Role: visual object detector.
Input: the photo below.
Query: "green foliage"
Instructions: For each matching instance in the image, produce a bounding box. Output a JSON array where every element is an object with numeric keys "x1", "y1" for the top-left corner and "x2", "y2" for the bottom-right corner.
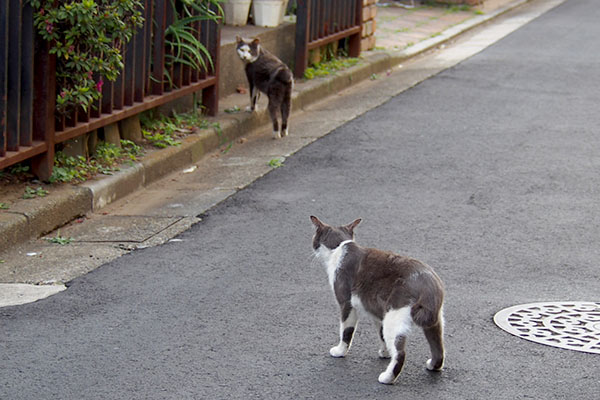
[
  {"x1": 121, "y1": 139, "x2": 144, "y2": 161},
  {"x1": 224, "y1": 106, "x2": 241, "y2": 113},
  {"x1": 10, "y1": 164, "x2": 30, "y2": 175},
  {"x1": 23, "y1": 186, "x2": 49, "y2": 199},
  {"x1": 163, "y1": 0, "x2": 222, "y2": 86},
  {"x1": 142, "y1": 130, "x2": 182, "y2": 148},
  {"x1": 28, "y1": 0, "x2": 143, "y2": 114},
  {"x1": 49, "y1": 140, "x2": 144, "y2": 183},
  {"x1": 0, "y1": 203, "x2": 9, "y2": 210},
  {"x1": 45, "y1": 232, "x2": 73, "y2": 245},
  {"x1": 304, "y1": 57, "x2": 359, "y2": 80},
  {"x1": 141, "y1": 110, "x2": 213, "y2": 148},
  {"x1": 268, "y1": 157, "x2": 284, "y2": 168}
]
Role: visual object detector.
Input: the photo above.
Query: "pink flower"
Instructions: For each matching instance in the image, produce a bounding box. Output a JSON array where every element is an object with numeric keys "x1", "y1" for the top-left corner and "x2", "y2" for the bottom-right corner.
[
  {"x1": 45, "y1": 21, "x2": 53, "y2": 34},
  {"x1": 96, "y1": 79, "x2": 104, "y2": 92},
  {"x1": 87, "y1": 71, "x2": 93, "y2": 79},
  {"x1": 39, "y1": 9, "x2": 45, "y2": 16},
  {"x1": 68, "y1": 45, "x2": 75, "y2": 53},
  {"x1": 60, "y1": 91, "x2": 66, "y2": 98}
]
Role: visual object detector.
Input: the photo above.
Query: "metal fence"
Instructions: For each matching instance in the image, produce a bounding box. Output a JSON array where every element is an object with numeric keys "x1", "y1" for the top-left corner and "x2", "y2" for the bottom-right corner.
[
  {"x1": 294, "y1": 0, "x2": 363, "y2": 78},
  {"x1": 0, "y1": 0, "x2": 220, "y2": 180}
]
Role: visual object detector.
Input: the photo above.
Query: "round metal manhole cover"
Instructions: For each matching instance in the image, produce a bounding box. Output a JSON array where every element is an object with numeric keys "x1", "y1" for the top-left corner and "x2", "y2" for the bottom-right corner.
[{"x1": 494, "y1": 301, "x2": 600, "y2": 354}]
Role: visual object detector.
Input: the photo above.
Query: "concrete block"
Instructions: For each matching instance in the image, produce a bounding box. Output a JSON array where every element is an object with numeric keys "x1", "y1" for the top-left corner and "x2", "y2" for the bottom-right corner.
[
  {"x1": 87, "y1": 130, "x2": 99, "y2": 156},
  {"x1": 119, "y1": 115, "x2": 143, "y2": 143},
  {"x1": 62, "y1": 136, "x2": 87, "y2": 159},
  {"x1": 103, "y1": 123, "x2": 122, "y2": 148},
  {"x1": 363, "y1": 20, "x2": 374, "y2": 37},
  {"x1": 361, "y1": 35, "x2": 377, "y2": 52}
]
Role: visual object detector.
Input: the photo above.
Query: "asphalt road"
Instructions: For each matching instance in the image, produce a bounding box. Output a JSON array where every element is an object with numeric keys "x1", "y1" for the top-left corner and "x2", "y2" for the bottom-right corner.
[{"x1": 2, "y1": 0, "x2": 599, "y2": 398}]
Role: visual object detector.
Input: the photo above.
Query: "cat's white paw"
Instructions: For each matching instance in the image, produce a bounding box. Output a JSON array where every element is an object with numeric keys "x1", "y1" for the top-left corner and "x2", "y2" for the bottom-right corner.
[
  {"x1": 378, "y1": 348, "x2": 390, "y2": 359},
  {"x1": 378, "y1": 371, "x2": 395, "y2": 385},
  {"x1": 281, "y1": 128, "x2": 288, "y2": 137},
  {"x1": 329, "y1": 344, "x2": 347, "y2": 358},
  {"x1": 272, "y1": 130, "x2": 281, "y2": 140},
  {"x1": 245, "y1": 106, "x2": 254, "y2": 113},
  {"x1": 426, "y1": 359, "x2": 443, "y2": 371}
]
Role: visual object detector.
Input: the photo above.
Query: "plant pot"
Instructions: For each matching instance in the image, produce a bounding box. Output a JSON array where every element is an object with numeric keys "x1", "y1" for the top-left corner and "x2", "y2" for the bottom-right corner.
[
  {"x1": 223, "y1": 0, "x2": 252, "y2": 26},
  {"x1": 279, "y1": 0, "x2": 289, "y2": 24},
  {"x1": 252, "y1": 0, "x2": 284, "y2": 28}
]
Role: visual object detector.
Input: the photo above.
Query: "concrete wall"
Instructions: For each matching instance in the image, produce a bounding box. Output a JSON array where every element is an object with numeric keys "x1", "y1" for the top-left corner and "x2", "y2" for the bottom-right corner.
[{"x1": 219, "y1": 22, "x2": 296, "y2": 99}]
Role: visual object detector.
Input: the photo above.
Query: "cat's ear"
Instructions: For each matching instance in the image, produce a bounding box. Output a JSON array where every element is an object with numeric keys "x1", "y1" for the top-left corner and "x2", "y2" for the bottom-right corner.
[
  {"x1": 310, "y1": 216, "x2": 325, "y2": 230},
  {"x1": 236, "y1": 35, "x2": 243, "y2": 43},
  {"x1": 345, "y1": 218, "x2": 362, "y2": 234},
  {"x1": 252, "y1": 38, "x2": 260, "y2": 46}
]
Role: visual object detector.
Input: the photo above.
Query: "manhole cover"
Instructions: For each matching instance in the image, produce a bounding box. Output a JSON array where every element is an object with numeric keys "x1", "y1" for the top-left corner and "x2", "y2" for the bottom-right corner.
[{"x1": 494, "y1": 302, "x2": 600, "y2": 354}]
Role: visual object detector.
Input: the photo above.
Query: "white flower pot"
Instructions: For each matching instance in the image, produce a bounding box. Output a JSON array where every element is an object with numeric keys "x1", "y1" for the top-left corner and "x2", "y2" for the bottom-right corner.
[
  {"x1": 279, "y1": 0, "x2": 289, "y2": 24},
  {"x1": 223, "y1": 0, "x2": 252, "y2": 26},
  {"x1": 252, "y1": 0, "x2": 285, "y2": 27}
]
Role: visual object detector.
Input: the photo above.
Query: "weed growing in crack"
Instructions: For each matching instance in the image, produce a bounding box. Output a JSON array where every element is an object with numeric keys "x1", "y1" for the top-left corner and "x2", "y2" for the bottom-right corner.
[
  {"x1": 23, "y1": 186, "x2": 49, "y2": 199},
  {"x1": 268, "y1": 157, "x2": 284, "y2": 168}
]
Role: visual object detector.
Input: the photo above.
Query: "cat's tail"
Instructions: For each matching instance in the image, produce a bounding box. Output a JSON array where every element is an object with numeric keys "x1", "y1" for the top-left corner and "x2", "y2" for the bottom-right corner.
[
  {"x1": 411, "y1": 299, "x2": 442, "y2": 328},
  {"x1": 410, "y1": 280, "x2": 444, "y2": 328}
]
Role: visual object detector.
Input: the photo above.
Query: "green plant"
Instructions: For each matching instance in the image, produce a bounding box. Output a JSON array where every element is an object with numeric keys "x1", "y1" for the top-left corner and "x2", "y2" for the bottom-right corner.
[
  {"x1": 370, "y1": 74, "x2": 379, "y2": 80},
  {"x1": 224, "y1": 106, "x2": 241, "y2": 114},
  {"x1": 50, "y1": 140, "x2": 143, "y2": 183},
  {"x1": 23, "y1": 186, "x2": 49, "y2": 199},
  {"x1": 268, "y1": 157, "x2": 284, "y2": 168},
  {"x1": 50, "y1": 152, "x2": 93, "y2": 183},
  {"x1": 45, "y1": 232, "x2": 73, "y2": 245},
  {"x1": 304, "y1": 57, "x2": 359, "y2": 80},
  {"x1": 10, "y1": 164, "x2": 30, "y2": 175},
  {"x1": 163, "y1": 0, "x2": 222, "y2": 86},
  {"x1": 29, "y1": 0, "x2": 143, "y2": 114},
  {"x1": 143, "y1": 130, "x2": 182, "y2": 148},
  {"x1": 0, "y1": 203, "x2": 9, "y2": 210},
  {"x1": 121, "y1": 139, "x2": 144, "y2": 161},
  {"x1": 141, "y1": 109, "x2": 216, "y2": 148}
]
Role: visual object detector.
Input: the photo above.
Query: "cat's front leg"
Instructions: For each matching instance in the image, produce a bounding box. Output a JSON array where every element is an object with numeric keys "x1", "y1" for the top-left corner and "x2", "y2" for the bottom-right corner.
[
  {"x1": 330, "y1": 304, "x2": 358, "y2": 358},
  {"x1": 246, "y1": 87, "x2": 259, "y2": 112}
]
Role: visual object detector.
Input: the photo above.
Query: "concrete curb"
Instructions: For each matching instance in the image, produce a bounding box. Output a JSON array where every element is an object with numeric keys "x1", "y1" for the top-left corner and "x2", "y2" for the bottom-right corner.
[{"x1": 0, "y1": 0, "x2": 529, "y2": 254}]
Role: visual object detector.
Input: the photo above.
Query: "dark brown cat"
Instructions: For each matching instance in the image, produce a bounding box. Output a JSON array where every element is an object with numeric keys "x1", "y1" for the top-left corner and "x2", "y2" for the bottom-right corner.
[
  {"x1": 310, "y1": 216, "x2": 445, "y2": 384},
  {"x1": 236, "y1": 36, "x2": 293, "y2": 139}
]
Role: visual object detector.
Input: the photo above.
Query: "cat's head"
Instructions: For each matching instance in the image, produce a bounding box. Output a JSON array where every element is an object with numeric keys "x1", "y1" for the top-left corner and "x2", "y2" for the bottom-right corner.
[
  {"x1": 236, "y1": 36, "x2": 260, "y2": 63},
  {"x1": 310, "y1": 216, "x2": 362, "y2": 251}
]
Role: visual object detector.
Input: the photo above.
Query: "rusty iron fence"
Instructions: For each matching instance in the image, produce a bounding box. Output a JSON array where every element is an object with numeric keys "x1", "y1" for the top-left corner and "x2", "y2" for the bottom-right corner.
[
  {"x1": 0, "y1": 0, "x2": 220, "y2": 180},
  {"x1": 294, "y1": 0, "x2": 363, "y2": 78}
]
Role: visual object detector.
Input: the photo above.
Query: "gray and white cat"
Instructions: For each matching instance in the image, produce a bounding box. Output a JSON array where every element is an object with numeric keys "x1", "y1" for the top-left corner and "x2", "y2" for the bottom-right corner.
[
  {"x1": 236, "y1": 36, "x2": 293, "y2": 139},
  {"x1": 310, "y1": 216, "x2": 445, "y2": 385}
]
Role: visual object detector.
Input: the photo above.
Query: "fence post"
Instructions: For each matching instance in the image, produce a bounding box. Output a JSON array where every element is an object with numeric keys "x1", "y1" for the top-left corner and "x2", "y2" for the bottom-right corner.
[
  {"x1": 348, "y1": 0, "x2": 362, "y2": 58},
  {"x1": 30, "y1": 37, "x2": 56, "y2": 181},
  {"x1": 152, "y1": 0, "x2": 167, "y2": 95},
  {"x1": 202, "y1": 5, "x2": 220, "y2": 117},
  {"x1": 0, "y1": 0, "x2": 7, "y2": 157},
  {"x1": 294, "y1": 0, "x2": 311, "y2": 79}
]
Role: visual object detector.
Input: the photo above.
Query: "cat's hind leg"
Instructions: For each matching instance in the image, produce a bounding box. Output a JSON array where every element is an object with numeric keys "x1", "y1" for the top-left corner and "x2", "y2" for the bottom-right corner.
[
  {"x1": 267, "y1": 100, "x2": 281, "y2": 139},
  {"x1": 280, "y1": 93, "x2": 291, "y2": 137},
  {"x1": 423, "y1": 317, "x2": 444, "y2": 371},
  {"x1": 378, "y1": 307, "x2": 412, "y2": 384},
  {"x1": 330, "y1": 304, "x2": 358, "y2": 358}
]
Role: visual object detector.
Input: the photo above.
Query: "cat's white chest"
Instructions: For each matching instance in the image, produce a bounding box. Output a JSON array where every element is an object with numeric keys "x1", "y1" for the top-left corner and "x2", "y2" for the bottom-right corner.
[{"x1": 315, "y1": 240, "x2": 353, "y2": 290}]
